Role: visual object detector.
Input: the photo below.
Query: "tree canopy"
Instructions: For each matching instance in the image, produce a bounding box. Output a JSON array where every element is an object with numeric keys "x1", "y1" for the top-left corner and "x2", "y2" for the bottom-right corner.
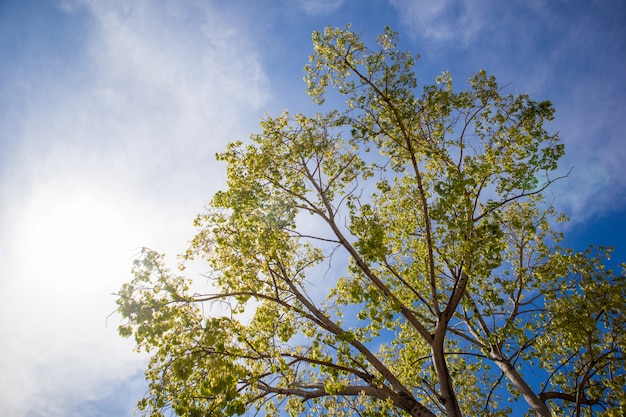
[{"x1": 116, "y1": 26, "x2": 626, "y2": 417}]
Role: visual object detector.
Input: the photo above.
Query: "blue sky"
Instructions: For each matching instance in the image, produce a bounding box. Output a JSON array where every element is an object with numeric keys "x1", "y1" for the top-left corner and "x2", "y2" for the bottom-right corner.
[{"x1": 0, "y1": 1, "x2": 624, "y2": 416}]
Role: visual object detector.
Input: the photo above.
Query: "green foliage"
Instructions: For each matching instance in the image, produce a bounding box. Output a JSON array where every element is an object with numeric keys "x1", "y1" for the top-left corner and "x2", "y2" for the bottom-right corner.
[{"x1": 117, "y1": 26, "x2": 625, "y2": 417}]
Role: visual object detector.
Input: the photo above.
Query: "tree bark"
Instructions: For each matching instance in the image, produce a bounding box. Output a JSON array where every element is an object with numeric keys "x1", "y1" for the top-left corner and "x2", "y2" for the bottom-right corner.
[
  {"x1": 431, "y1": 336, "x2": 463, "y2": 417},
  {"x1": 493, "y1": 358, "x2": 551, "y2": 417},
  {"x1": 428, "y1": 271, "x2": 471, "y2": 417},
  {"x1": 396, "y1": 392, "x2": 438, "y2": 417}
]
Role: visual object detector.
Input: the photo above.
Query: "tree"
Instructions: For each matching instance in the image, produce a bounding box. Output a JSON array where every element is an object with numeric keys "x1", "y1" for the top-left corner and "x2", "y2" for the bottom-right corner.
[{"x1": 116, "y1": 26, "x2": 625, "y2": 417}]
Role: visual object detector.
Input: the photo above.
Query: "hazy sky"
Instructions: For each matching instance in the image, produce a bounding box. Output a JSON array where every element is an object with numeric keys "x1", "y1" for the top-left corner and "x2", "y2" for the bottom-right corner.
[{"x1": 1, "y1": 1, "x2": 625, "y2": 416}]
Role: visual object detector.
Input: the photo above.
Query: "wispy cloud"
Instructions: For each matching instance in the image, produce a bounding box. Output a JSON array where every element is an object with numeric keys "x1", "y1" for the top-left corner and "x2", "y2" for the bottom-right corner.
[
  {"x1": 0, "y1": 0, "x2": 268, "y2": 415},
  {"x1": 388, "y1": 0, "x2": 490, "y2": 45},
  {"x1": 289, "y1": 0, "x2": 346, "y2": 16}
]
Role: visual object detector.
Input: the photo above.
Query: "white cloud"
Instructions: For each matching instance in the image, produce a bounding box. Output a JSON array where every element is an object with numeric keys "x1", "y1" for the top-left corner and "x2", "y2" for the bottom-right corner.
[
  {"x1": 0, "y1": 176, "x2": 149, "y2": 416},
  {"x1": 550, "y1": 85, "x2": 626, "y2": 223},
  {"x1": 289, "y1": 0, "x2": 346, "y2": 16},
  {"x1": 388, "y1": 0, "x2": 489, "y2": 44},
  {"x1": 0, "y1": 0, "x2": 268, "y2": 415}
]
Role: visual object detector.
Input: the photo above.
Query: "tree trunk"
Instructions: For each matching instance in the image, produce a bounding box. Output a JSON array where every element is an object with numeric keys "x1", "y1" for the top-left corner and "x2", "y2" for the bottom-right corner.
[
  {"x1": 432, "y1": 336, "x2": 463, "y2": 417},
  {"x1": 493, "y1": 358, "x2": 551, "y2": 417}
]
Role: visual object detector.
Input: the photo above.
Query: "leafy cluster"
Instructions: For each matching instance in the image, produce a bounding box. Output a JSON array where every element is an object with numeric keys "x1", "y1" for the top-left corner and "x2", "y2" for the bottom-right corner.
[{"x1": 117, "y1": 26, "x2": 625, "y2": 417}]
